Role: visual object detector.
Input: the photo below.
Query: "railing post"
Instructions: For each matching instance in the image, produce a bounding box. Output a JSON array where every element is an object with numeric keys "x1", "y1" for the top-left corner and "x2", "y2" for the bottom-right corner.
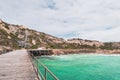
[
  {"x1": 45, "y1": 68, "x2": 47, "y2": 80},
  {"x1": 36, "y1": 60, "x2": 39, "y2": 80},
  {"x1": 28, "y1": 50, "x2": 59, "y2": 80}
]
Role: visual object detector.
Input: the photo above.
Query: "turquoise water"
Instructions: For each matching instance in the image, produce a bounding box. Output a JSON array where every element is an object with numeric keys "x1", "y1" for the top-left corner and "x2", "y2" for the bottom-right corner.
[{"x1": 38, "y1": 54, "x2": 120, "y2": 80}]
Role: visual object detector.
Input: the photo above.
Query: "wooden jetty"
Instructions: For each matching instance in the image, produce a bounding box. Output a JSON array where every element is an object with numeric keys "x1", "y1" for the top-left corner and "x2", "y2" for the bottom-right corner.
[
  {"x1": 0, "y1": 50, "x2": 38, "y2": 80},
  {"x1": 28, "y1": 49, "x2": 53, "y2": 56}
]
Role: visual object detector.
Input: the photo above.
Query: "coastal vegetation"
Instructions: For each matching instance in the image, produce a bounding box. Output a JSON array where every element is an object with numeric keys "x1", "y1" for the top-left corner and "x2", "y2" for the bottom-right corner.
[{"x1": 0, "y1": 19, "x2": 120, "y2": 51}]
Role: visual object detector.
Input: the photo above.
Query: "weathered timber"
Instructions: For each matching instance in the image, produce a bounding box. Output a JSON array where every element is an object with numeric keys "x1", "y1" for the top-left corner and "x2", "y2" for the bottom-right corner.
[{"x1": 0, "y1": 50, "x2": 38, "y2": 80}]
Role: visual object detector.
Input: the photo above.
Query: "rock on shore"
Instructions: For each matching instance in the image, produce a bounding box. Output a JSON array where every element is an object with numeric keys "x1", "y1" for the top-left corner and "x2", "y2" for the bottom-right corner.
[{"x1": 52, "y1": 49, "x2": 120, "y2": 55}]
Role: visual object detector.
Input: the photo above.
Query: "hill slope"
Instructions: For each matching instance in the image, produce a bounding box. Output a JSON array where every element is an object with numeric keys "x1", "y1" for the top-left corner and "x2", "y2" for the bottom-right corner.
[
  {"x1": 0, "y1": 19, "x2": 65, "y2": 49},
  {"x1": 0, "y1": 19, "x2": 119, "y2": 50}
]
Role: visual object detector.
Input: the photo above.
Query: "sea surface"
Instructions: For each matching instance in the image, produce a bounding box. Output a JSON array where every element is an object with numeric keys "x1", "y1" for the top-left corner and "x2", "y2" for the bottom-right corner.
[{"x1": 38, "y1": 54, "x2": 120, "y2": 80}]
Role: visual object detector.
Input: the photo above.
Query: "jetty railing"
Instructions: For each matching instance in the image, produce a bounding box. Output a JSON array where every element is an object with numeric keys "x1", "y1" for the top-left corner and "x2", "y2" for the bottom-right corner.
[{"x1": 28, "y1": 51, "x2": 59, "y2": 80}]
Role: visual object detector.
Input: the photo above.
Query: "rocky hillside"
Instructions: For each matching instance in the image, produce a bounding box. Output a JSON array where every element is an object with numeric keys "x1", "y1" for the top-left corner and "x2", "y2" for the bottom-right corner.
[
  {"x1": 67, "y1": 38, "x2": 104, "y2": 47},
  {"x1": 0, "y1": 19, "x2": 65, "y2": 49},
  {"x1": 0, "y1": 19, "x2": 120, "y2": 50}
]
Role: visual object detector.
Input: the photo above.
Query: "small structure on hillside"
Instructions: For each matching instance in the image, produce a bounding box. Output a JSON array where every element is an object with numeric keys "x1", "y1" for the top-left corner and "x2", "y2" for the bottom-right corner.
[{"x1": 37, "y1": 47, "x2": 46, "y2": 50}]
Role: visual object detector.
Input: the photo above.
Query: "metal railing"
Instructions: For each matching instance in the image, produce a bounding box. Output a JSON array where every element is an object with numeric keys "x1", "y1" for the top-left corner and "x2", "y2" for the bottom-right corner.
[{"x1": 28, "y1": 51, "x2": 59, "y2": 80}]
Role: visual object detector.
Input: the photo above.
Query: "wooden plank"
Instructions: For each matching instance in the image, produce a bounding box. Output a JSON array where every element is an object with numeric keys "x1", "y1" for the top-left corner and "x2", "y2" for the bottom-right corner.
[{"x1": 0, "y1": 50, "x2": 38, "y2": 80}]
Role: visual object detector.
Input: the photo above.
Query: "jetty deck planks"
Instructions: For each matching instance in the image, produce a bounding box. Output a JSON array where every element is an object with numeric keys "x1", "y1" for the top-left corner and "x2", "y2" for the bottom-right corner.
[{"x1": 0, "y1": 50, "x2": 37, "y2": 80}]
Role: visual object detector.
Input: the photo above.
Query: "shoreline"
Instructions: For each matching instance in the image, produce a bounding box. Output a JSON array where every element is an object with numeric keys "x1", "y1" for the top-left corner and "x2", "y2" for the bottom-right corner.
[
  {"x1": 41, "y1": 53, "x2": 120, "y2": 57},
  {"x1": 52, "y1": 49, "x2": 120, "y2": 55}
]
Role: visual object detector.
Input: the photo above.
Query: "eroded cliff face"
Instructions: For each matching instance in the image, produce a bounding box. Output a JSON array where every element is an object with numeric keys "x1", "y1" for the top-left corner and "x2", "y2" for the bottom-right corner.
[{"x1": 0, "y1": 19, "x2": 120, "y2": 50}]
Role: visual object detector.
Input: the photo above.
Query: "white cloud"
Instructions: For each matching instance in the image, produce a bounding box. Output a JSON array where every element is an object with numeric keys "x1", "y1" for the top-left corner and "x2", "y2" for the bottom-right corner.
[
  {"x1": 0, "y1": 0, "x2": 120, "y2": 42},
  {"x1": 79, "y1": 27, "x2": 120, "y2": 42}
]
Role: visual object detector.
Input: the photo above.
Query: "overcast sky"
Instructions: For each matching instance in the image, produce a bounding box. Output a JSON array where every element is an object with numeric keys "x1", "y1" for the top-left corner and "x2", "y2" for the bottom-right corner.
[{"x1": 0, "y1": 0, "x2": 120, "y2": 42}]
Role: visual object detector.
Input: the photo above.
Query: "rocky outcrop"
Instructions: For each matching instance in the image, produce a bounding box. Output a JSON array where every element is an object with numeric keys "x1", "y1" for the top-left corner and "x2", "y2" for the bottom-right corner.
[
  {"x1": 52, "y1": 49, "x2": 120, "y2": 55},
  {"x1": 52, "y1": 49, "x2": 96, "y2": 55},
  {"x1": 67, "y1": 38, "x2": 104, "y2": 47}
]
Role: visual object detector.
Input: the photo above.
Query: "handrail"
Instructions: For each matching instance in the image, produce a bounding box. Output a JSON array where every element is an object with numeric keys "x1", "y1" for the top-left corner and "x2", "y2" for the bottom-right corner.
[
  {"x1": 37, "y1": 59, "x2": 59, "y2": 80},
  {"x1": 28, "y1": 51, "x2": 41, "y2": 80},
  {"x1": 28, "y1": 51, "x2": 59, "y2": 80}
]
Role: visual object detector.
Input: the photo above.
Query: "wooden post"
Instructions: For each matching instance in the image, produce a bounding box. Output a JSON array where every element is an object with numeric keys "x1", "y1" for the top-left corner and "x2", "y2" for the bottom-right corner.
[{"x1": 45, "y1": 68, "x2": 47, "y2": 80}]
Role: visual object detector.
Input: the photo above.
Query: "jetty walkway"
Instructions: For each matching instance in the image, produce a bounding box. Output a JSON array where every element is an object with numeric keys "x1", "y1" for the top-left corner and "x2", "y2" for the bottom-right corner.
[{"x1": 0, "y1": 50, "x2": 37, "y2": 80}]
